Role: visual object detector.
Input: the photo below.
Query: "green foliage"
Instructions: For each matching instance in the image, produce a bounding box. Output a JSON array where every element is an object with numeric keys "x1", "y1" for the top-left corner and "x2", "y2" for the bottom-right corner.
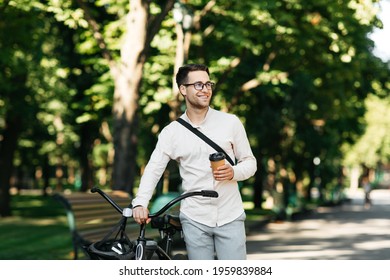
[
  {"x1": 343, "y1": 94, "x2": 390, "y2": 167},
  {"x1": 1, "y1": 0, "x2": 389, "y2": 213}
]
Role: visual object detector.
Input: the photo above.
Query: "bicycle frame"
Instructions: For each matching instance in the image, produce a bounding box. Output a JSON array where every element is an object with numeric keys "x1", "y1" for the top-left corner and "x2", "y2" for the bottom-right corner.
[{"x1": 90, "y1": 187, "x2": 218, "y2": 260}]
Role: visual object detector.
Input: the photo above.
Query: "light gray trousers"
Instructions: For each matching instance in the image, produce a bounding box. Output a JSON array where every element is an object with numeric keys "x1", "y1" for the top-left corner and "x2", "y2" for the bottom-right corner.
[{"x1": 179, "y1": 212, "x2": 247, "y2": 260}]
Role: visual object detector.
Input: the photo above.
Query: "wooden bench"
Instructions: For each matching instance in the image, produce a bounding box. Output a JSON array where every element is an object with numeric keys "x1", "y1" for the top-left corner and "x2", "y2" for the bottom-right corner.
[{"x1": 54, "y1": 190, "x2": 135, "y2": 259}]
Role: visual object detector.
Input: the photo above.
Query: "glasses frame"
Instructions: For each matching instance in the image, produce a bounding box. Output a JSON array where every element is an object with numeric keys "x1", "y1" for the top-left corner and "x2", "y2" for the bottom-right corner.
[{"x1": 182, "y1": 81, "x2": 215, "y2": 91}]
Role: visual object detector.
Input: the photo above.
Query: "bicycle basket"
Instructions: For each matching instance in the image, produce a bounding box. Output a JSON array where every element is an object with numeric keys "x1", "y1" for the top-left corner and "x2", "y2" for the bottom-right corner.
[{"x1": 88, "y1": 238, "x2": 135, "y2": 260}]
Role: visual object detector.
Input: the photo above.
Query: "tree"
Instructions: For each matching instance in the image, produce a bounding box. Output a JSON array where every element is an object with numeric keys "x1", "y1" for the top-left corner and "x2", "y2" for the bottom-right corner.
[
  {"x1": 69, "y1": 0, "x2": 176, "y2": 194},
  {"x1": 1, "y1": 0, "x2": 387, "y2": 217},
  {"x1": 0, "y1": 1, "x2": 73, "y2": 215},
  {"x1": 182, "y1": 0, "x2": 384, "y2": 209},
  {"x1": 343, "y1": 93, "x2": 390, "y2": 168}
]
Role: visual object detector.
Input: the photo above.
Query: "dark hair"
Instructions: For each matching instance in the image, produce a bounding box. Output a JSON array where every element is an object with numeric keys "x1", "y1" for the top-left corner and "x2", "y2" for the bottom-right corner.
[{"x1": 175, "y1": 64, "x2": 209, "y2": 87}]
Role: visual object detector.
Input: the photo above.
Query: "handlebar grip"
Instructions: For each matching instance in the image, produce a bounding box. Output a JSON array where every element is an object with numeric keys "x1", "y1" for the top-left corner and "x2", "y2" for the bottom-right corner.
[
  {"x1": 89, "y1": 186, "x2": 123, "y2": 214},
  {"x1": 91, "y1": 187, "x2": 98, "y2": 193},
  {"x1": 201, "y1": 190, "x2": 218, "y2": 198}
]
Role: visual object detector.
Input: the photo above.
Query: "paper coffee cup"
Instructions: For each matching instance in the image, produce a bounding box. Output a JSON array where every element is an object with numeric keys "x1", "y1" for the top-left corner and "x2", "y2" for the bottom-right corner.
[{"x1": 209, "y1": 152, "x2": 226, "y2": 172}]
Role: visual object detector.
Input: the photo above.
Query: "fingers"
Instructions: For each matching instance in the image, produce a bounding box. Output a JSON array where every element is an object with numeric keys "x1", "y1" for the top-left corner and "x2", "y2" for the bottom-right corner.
[
  {"x1": 213, "y1": 164, "x2": 234, "y2": 181},
  {"x1": 132, "y1": 206, "x2": 150, "y2": 224}
]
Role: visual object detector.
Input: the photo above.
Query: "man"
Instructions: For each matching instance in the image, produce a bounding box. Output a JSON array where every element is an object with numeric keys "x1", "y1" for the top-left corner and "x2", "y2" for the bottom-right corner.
[
  {"x1": 132, "y1": 64, "x2": 257, "y2": 259},
  {"x1": 362, "y1": 176, "x2": 372, "y2": 208}
]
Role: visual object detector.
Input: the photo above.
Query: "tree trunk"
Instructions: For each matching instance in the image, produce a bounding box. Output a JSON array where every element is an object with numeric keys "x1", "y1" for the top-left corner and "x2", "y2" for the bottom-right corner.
[
  {"x1": 77, "y1": 0, "x2": 176, "y2": 194},
  {"x1": 0, "y1": 115, "x2": 22, "y2": 217},
  {"x1": 79, "y1": 122, "x2": 98, "y2": 191},
  {"x1": 253, "y1": 154, "x2": 265, "y2": 209},
  {"x1": 111, "y1": 0, "x2": 148, "y2": 193},
  {"x1": 42, "y1": 154, "x2": 50, "y2": 196}
]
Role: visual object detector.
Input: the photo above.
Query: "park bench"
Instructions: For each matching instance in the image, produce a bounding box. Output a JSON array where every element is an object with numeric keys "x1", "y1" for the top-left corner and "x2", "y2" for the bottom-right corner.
[{"x1": 54, "y1": 189, "x2": 133, "y2": 260}]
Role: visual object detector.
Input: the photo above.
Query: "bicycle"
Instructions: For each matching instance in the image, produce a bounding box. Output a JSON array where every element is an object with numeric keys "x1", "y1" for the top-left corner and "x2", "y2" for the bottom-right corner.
[{"x1": 86, "y1": 187, "x2": 218, "y2": 260}]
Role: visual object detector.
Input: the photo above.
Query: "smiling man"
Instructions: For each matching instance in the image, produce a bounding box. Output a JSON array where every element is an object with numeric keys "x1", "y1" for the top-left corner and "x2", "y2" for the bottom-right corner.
[{"x1": 132, "y1": 64, "x2": 257, "y2": 260}]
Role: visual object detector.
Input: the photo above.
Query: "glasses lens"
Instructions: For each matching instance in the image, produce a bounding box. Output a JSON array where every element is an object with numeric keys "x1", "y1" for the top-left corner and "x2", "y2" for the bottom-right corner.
[
  {"x1": 191, "y1": 82, "x2": 215, "y2": 90},
  {"x1": 205, "y1": 82, "x2": 215, "y2": 90},
  {"x1": 194, "y1": 82, "x2": 204, "y2": 90}
]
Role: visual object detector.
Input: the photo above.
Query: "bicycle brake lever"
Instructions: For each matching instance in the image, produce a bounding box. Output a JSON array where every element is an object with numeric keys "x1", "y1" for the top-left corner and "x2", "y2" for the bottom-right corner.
[{"x1": 201, "y1": 190, "x2": 218, "y2": 198}]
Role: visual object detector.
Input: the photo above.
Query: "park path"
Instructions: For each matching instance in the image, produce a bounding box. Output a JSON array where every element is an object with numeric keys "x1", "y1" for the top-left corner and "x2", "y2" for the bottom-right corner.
[{"x1": 246, "y1": 188, "x2": 390, "y2": 260}]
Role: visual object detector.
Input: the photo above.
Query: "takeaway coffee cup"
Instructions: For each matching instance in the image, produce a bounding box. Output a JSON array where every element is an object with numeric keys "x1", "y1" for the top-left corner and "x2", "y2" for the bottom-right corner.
[{"x1": 209, "y1": 152, "x2": 226, "y2": 172}]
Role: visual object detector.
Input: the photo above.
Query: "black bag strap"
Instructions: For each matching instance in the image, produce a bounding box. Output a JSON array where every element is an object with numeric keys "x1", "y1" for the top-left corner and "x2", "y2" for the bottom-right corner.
[{"x1": 176, "y1": 118, "x2": 235, "y2": 166}]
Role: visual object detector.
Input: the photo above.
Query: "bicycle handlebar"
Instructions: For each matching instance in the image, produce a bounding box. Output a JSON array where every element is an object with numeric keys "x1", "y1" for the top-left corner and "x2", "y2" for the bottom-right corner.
[
  {"x1": 148, "y1": 190, "x2": 218, "y2": 218},
  {"x1": 91, "y1": 187, "x2": 127, "y2": 214},
  {"x1": 90, "y1": 187, "x2": 219, "y2": 218}
]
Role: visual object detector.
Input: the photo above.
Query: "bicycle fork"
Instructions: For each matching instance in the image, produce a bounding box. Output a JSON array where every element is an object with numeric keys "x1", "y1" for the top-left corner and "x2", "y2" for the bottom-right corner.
[
  {"x1": 135, "y1": 224, "x2": 147, "y2": 260},
  {"x1": 135, "y1": 223, "x2": 159, "y2": 260}
]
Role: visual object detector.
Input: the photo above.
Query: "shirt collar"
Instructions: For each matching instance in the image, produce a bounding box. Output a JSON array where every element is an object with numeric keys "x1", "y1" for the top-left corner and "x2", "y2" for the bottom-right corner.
[{"x1": 183, "y1": 107, "x2": 213, "y2": 128}]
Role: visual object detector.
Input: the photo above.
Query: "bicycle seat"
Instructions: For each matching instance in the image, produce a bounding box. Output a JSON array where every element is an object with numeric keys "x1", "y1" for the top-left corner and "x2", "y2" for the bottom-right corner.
[{"x1": 151, "y1": 214, "x2": 182, "y2": 231}]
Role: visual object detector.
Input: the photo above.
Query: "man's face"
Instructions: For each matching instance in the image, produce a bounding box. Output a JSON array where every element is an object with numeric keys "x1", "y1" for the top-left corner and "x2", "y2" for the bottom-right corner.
[{"x1": 180, "y1": 70, "x2": 213, "y2": 110}]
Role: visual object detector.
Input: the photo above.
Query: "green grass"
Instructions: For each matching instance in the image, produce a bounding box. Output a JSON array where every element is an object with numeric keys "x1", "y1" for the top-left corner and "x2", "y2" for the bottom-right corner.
[{"x1": 0, "y1": 194, "x2": 73, "y2": 260}]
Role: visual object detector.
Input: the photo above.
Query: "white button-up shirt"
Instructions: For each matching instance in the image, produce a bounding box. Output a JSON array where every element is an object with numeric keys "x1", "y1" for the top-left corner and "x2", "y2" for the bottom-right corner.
[{"x1": 132, "y1": 107, "x2": 257, "y2": 227}]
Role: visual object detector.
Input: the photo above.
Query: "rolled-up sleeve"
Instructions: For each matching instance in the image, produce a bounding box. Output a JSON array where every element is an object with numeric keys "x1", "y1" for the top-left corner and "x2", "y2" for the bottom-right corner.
[
  {"x1": 231, "y1": 116, "x2": 257, "y2": 181},
  {"x1": 131, "y1": 129, "x2": 172, "y2": 207}
]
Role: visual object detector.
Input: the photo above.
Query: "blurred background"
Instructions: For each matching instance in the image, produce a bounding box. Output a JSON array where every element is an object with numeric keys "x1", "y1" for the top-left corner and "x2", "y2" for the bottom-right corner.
[{"x1": 0, "y1": 0, "x2": 389, "y2": 259}]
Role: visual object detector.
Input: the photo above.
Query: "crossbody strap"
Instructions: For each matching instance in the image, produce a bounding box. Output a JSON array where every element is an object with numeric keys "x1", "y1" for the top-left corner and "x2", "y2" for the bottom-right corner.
[{"x1": 176, "y1": 118, "x2": 235, "y2": 166}]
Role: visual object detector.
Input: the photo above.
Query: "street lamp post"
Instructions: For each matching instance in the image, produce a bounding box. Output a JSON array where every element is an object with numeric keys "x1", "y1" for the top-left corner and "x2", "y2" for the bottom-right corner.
[
  {"x1": 312, "y1": 156, "x2": 322, "y2": 202},
  {"x1": 173, "y1": 1, "x2": 194, "y2": 32},
  {"x1": 171, "y1": 1, "x2": 194, "y2": 119},
  {"x1": 173, "y1": 1, "x2": 193, "y2": 67}
]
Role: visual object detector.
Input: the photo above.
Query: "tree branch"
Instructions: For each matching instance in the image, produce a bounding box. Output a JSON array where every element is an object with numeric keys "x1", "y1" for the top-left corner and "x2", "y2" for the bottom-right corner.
[
  {"x1": 228, "y1": 51, "x2": 277, "y2": 111},
  {"x1": 193, "y1": 0, "x2": 216, "y2": 30},
  {"x1": 75, "y1": 0, "x2": 115, "y2": 67},
  {"x1": 144, "y1": 0, "x2": 176, "y2": 53}
]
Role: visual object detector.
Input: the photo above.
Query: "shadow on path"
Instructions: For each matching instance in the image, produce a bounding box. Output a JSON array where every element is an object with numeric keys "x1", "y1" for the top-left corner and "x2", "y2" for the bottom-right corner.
[{"x1": 246, "y1": 189, "x2": 390, "y2": 260}]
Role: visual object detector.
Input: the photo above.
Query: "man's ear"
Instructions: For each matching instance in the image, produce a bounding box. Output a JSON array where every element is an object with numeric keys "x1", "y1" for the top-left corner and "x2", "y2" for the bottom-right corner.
[{"x1": 179, "y1": 85, "x2": 186, "y2": 97}]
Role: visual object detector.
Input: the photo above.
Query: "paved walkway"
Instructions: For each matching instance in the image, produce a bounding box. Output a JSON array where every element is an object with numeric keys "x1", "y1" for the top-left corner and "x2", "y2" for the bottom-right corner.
[{"x1": 246, "y1": 189, "x2": 390, "y2": 260}]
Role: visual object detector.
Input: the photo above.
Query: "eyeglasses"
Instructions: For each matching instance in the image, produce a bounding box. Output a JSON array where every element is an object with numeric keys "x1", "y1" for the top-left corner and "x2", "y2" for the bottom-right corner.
[{"x1": 182, "y1": 81, "x2": 215, "y2": 91}]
